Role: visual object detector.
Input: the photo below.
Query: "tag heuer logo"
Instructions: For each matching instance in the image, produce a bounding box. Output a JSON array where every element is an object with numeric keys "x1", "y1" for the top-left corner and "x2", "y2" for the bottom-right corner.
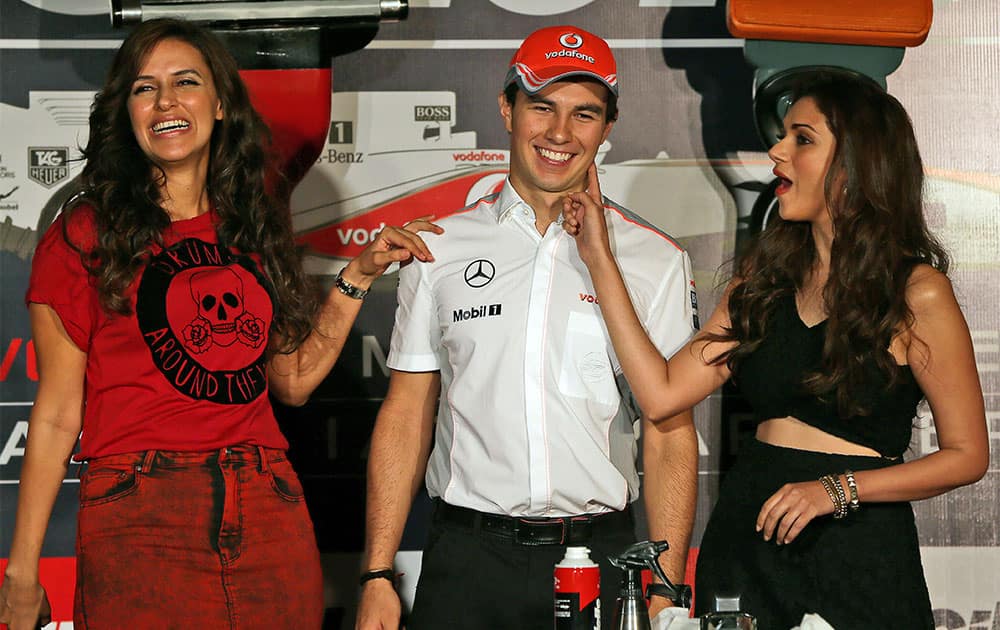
[
  {"x1": 414, "y1": 105, "x2": 451, "y2": 122},
  {"x1": 28, "y1": 147, "x2": 69, "y2": 188}
]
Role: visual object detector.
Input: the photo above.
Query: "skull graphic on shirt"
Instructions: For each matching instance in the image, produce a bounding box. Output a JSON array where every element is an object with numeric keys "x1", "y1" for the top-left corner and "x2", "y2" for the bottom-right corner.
[{"x1": 183, "y1": 267, "x2": 265, "y2": 352}]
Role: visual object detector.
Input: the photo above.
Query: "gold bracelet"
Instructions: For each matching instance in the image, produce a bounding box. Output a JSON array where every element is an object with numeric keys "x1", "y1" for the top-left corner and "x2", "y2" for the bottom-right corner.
[
  {"x1": 831, "y1": 473, "x2": 848, "y2": 516},
  {"x1": 819, "y1": 474, "x2": 848, "y2": 519}
]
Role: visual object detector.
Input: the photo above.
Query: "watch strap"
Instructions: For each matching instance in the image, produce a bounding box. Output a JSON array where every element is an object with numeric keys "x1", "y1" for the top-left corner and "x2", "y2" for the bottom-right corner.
[
  {"x1": 335, "y1": 269, "x2": 369, "y2": 300},
  {"x1": 359, "y1": 568, "x2": 397, "y2": 586}
]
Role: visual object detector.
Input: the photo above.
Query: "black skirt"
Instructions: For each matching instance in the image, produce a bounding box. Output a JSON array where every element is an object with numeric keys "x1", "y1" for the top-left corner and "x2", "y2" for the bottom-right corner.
[{"x1": 694, "y1": 439, "x2": 933, "y2": 630}]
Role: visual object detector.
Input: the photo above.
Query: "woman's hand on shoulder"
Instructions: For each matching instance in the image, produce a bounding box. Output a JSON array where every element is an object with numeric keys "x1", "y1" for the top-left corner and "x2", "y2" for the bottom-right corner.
[
  {"x1": 347, "y1": 216, "x2": 444, "y2": 287},
  {"x1": 0, "y1": 576, "x2": 51, "y2": 630}
]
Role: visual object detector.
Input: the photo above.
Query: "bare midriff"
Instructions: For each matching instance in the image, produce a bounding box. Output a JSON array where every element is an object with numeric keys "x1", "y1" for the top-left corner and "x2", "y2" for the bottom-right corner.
[{"x1": 756, "y1": 416, "x2": 884, "y2": 457}]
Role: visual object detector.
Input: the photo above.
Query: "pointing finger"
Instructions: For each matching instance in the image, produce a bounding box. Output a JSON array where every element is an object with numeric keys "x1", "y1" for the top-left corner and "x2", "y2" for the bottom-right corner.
[{"x1": 585, "y1": 163, "x2": 602, "y2": 205}]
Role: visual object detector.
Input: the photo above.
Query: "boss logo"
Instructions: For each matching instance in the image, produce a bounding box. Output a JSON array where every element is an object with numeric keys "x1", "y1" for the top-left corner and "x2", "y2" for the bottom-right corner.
[{"x1": 415, "y1": 105, "x2": 452, "y2": 122}]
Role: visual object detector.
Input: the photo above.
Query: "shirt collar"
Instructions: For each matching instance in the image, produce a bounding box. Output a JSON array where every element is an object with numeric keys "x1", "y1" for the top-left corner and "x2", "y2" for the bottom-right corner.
[{"x1": 491, "y1": 178, "x2": 565, "y2": 226}]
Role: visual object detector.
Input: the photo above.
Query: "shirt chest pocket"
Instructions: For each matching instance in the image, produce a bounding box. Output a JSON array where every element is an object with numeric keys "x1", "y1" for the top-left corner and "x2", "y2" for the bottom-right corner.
[{"x1": 557, "y1": 311, "x2": 618, "y2": 407}]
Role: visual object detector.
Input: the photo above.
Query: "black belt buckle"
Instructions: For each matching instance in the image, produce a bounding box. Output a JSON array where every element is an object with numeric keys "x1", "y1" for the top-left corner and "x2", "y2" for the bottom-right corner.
[
  {"x1": 568, "y1": 515, "x2": 594, "y2": 544},
  {"x1": 510, "y1": 515, "x2": 597, "y2": 546},
  {"x1": 513, "y1": 517, "x2": 566, "y2": 546}
]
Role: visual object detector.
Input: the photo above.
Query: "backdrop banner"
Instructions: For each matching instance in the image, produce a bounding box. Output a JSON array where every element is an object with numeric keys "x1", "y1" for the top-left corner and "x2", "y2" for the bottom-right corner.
[{"x1": 0, "y1": 1, "x2": 997, "y2": 628}]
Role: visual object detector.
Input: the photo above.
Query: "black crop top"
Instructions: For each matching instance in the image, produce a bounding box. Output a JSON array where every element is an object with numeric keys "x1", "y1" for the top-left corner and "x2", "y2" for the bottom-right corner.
[{"x1": 735, "y1": 294, "x2": 924, "y2": 458}]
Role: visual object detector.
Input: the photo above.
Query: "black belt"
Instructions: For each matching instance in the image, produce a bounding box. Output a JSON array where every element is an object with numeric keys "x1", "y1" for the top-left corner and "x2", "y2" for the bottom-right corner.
[{"x1": 434, "y1": 500, "x2": 632, "y2": 546}]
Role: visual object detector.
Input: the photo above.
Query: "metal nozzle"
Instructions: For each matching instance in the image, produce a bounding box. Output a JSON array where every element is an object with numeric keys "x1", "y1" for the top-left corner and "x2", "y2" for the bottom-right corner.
[
  {"x1": 610, "y1": 540, "x2": 692, "y2": 609},
  {"x1": 380, "y1": 0, "x2": 408, "y2": 21}
]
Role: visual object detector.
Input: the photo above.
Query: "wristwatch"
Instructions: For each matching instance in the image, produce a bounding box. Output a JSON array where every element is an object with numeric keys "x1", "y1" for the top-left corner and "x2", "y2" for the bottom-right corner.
[
  {"x1": 359, "y1": 568, "x2": 397, "y2": 586},
  {"x1": 335, "y1": 269, "x2": 369, "y2": 300}
]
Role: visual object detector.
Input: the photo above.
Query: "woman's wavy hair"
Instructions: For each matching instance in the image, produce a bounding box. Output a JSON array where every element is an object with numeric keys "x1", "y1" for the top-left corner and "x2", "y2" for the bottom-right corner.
[
  {"x1": 68, "y1": 18, "x2": 318, "y2": 351},
  {"x1": 709, "y1": 70, "x2": 949, "y2": 416}
]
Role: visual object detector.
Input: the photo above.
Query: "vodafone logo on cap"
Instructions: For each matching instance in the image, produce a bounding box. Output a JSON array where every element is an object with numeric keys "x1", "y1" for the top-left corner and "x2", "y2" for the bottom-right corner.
[{"x1": 559, "y1": 33, "x2": 584, "y2": 49}]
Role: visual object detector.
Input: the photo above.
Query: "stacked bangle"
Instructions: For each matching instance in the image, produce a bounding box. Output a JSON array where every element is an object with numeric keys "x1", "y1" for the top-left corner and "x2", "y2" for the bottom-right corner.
[
  {"x1": 844, "y1": 469, "x2": 860, "y2": 512},
  {"x1": 819, "y1": 474, "x2": 848, "y2": 519},
  {"x1": 819, "y1": 470, "x2": 862, "y2": 520}
]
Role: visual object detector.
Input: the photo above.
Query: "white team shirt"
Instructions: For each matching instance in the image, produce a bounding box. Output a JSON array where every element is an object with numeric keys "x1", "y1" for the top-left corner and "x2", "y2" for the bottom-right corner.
[{"x1": 388, "y1": 181, "x2": 698, "y2": 517}]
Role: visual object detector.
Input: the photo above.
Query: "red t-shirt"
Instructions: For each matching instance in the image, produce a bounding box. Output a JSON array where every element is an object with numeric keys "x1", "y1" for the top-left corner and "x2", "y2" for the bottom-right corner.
[{"x1": 26, "y1": 205, "x2": 289, "y2": 459}]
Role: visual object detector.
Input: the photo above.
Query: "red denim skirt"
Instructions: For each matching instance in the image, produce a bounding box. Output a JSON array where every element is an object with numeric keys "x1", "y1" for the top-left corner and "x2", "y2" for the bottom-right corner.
[{"x1": 74, "y1": 445, "x2": 323, "y2": 629}]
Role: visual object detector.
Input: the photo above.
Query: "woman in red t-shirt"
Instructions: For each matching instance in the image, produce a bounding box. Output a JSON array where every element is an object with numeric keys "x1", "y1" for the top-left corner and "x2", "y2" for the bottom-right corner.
[{"x1": 0, "y1": 18, "x2": 438, "y2": 630}]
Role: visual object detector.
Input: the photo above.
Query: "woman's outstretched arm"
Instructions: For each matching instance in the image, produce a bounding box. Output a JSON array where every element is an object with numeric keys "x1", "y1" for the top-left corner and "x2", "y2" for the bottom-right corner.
[
  {"x1": 563, "y1": 164, "x2": 734, "y2": 421},
  {"x1": 268, "y1": 219, "x2": 442, "y2": 406}
]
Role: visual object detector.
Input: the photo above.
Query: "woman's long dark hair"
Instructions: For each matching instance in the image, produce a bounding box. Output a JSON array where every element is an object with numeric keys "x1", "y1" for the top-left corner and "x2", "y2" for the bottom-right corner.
[
  {"x1": 710, "y1": 70, "x2": 949, "y2": 416},
  {"x1": 68, "y1": 18, "x2": 318, "y2": 351}
]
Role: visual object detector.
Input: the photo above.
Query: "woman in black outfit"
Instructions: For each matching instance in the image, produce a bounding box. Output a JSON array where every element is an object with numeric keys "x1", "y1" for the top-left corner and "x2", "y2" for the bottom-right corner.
[{"x1": 560, "y1": 71, "x2": 988, "y2": 628}]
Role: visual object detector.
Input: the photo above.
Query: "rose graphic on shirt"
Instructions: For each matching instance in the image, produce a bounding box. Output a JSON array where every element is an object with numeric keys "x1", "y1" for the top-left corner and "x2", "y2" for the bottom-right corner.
[
  {"x1": 182, "y1": 317, "x2": 214, "y2": 354},
  {"x1": 235, "y1": 312, "x2": 265, "y2": 348}
]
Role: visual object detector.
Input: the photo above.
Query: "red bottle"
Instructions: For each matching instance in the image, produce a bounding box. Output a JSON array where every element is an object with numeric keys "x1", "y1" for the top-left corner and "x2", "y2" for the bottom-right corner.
[{"x1": 554, "y1": 546, "x2": 600, "y2": 630}]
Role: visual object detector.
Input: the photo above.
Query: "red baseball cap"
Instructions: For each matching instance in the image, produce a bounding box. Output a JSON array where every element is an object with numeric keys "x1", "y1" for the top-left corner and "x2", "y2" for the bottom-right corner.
[{"x1": 504, "y1": 25, "x2": 618, "y2": 97}]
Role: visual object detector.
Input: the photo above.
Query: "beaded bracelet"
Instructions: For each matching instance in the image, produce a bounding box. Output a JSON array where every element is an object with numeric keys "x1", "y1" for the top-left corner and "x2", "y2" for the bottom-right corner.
[
  {"x1": 819, "y1": 474, "x2": 848, "y2": 519},
  {"x1": 844, "y1": 469, "x2": 861, "y2": 512}
]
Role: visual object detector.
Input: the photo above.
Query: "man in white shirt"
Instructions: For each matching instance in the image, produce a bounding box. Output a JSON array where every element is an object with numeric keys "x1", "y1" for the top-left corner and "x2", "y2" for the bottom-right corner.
[{"x1": 356, "y1": 25, "x2": 699, "y2": 630}]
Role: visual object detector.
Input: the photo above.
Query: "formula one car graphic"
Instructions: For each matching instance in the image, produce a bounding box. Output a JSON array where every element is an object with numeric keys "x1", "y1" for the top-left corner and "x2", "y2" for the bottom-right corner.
[
  {"x1": 290, "y1": 89, "x2": 761, "y2": 279},
  {"x1": 0, "y1": 88, "x2": 991, "y2": 273},
  {"x1": 287, "y1": 89, "x2": 996, "y2": 280}
]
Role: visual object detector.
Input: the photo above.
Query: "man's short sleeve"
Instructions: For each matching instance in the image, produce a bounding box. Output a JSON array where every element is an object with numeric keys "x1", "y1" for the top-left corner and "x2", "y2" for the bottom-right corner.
[
  {"x1": 644, "y1": 250, "x2": 699, "y2": 360},
  {"x1": 387, "y1": 259, "x2": 442, "y2": 372},
  {"x1": 25, "y1": 209, "x2": 101, "y2": 352}
]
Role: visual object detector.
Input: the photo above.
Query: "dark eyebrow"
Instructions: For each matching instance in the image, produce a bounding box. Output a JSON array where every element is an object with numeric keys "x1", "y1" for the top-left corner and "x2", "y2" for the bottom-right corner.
[
  {"x1": 574, "y1": 103, "x2": 605, "y2": 116},
  {"x1": 526, "y1": 94, "x2": 555, "y2": 107},
  {"x1": 790, "y1": 123, "x2": 818, "y2": 132},
  {"x1": 133, "y1": 68, "x2": 204, "y2": 82},
  {"x1": 526, "y1": 94, "x2": 605, "y2": 116}
]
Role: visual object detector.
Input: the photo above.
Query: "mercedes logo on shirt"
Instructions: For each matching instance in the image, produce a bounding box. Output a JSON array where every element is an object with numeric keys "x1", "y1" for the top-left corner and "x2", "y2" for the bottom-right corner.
[{"x1": 464, "y1": 259, "x2": 496, "y2": 288}]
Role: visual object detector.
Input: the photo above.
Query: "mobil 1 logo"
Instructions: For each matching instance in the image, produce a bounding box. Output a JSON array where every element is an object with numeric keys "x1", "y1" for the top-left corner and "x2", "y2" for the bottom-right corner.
[{"x1": 28, "y1": 147, "x2": 69, "y2": 188}]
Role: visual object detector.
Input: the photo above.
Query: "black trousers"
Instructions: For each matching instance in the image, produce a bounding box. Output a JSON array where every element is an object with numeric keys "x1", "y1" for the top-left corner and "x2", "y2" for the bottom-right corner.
[
  {"x1": 695, "y1": 439, "x2": 933, "y2": 630},
  {"x1": 406, "y1": 501, "x2": 636, "y2": 630}
]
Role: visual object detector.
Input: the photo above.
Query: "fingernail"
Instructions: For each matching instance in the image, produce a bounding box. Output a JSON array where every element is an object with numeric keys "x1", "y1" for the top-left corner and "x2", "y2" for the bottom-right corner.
[{"x1": 755, "y1": 525, "x2": 761, "y2": 532}]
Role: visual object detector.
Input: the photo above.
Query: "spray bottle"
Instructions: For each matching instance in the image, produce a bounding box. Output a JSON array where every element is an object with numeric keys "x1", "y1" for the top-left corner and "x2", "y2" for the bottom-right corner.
[
  {"x1": 609, "y1": 540, "x2": 692, "y2": 630},
  {"x1": 554, "y1": 546, "x2": 600, "y2": 630}
]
